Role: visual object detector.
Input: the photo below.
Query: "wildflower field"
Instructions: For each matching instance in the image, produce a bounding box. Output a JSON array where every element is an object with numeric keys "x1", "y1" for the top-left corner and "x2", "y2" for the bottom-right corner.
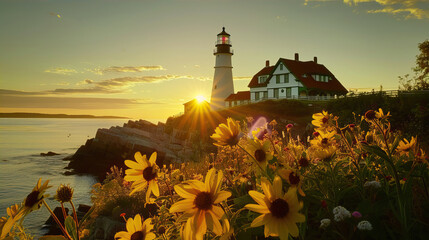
[{"x1": 1, "y1": 109, "x2": 428, "y2": 240}]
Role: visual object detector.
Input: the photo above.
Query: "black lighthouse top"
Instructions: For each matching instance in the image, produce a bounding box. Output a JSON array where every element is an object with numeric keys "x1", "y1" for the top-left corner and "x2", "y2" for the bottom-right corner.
[{"x1": 214, "y1": 27, "x2": 233, "y2": 55}]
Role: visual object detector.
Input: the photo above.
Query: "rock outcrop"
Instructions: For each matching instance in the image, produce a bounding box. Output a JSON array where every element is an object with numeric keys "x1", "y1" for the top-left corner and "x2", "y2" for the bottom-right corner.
[{"x1": 65, "y1": 120, "x2": 195, "y2": 180}]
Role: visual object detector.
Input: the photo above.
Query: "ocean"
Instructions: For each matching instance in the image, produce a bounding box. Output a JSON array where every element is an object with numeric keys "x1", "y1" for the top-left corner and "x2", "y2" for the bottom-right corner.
[{"x1": 0, "y1": 118, "x2": 129, "y2": 238}]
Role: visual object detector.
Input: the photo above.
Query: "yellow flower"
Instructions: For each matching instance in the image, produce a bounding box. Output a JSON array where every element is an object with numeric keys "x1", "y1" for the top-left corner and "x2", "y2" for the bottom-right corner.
[
  {"x1": 245, "y1": 176, "x2": 305, "y2": 239},
  {"x1": 170, "y1": 168, "x2": 231, "y2": 240},
  {"x1": 375, "y1": 108, "x2": 390, "y2": 119},
  {"x1": 310, "y1": 130, "x2": 336, "y2": 149},
  {"x1": 124, "y1": 152, "x2": 160, "y2": 201},
  {"x1": 246, "y1": 139, "x2": 273, "y2": 174},
  {"x1": 396, "y1": 137, "x2": 417, "y2": 156},
  {"x1": 114, "y1": 214, "x2": 155, "y2": 240},
  {"x1": 21, "y1": 178, "x2": 51, "y2": 216},
  {"x1": 310, "y1": 145, "x2": 337, "y2": 161},
  {"x1": 311, "y1": 111, "x2": 332, "y2": 131},
  {"x1": 0, "y1": 204, "x2": 23, "y2": 239},
  {"x1": 278, "y1": 169, "x2": 305, "y2": 196},
  {"x1": 211, "y1": 118, "x2": 241, "y2": 147}
]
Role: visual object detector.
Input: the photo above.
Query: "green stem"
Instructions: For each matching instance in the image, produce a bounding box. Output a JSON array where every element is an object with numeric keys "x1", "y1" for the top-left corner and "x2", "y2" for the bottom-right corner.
[
  {"x1": 237, "y1": 143, "x2": 270, "y2": 180},
  {"x1": 70, "y1": 200, "x2": 79, "y2": 239},
  {"x1": 42, "y1": 199, "x2": 72, "y2": 240}
]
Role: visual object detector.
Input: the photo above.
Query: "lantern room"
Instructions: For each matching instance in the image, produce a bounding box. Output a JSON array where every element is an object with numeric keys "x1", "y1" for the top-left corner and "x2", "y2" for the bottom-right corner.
[
  {"x1": 217, "y1": 27, "x2": 231, "y2": 45},
  {"x1": 214, "y1": 27, "x2": 233, "y2": 55}
]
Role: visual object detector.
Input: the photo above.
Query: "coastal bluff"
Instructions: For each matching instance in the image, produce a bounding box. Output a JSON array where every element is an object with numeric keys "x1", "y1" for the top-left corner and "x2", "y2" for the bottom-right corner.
[{"x1": 65, "y1": 119, "x2": 194, "y2": 180}]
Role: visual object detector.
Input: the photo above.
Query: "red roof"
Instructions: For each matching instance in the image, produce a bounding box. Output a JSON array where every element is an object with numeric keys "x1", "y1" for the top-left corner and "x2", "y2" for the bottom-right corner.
[
  {"x1": 248, "y1": 58, "x2": 348, "y2": 94},
  {"x1": 225, "y1": 91, "x2": 250, "y2": 101},
  {"x1": 247, "y1": 66, "x2": 275, "y2": 88},
  {"x1": 279, "y1": 58, "x2": 347, "y2": 94}
]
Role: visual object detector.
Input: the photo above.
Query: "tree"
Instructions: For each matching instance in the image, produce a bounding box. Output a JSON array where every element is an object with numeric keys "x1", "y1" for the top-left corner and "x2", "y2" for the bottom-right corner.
[{"x1": 399, "y1": 40, "x2": 429, "y2": 90}]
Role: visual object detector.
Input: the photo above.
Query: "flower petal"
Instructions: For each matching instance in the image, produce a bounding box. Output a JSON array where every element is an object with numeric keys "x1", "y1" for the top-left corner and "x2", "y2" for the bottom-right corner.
[
  {"x1": 125, "y1": 160, "x2": 144, "y2": 170},
  {"x1": 272, "y1": 176, "x2": 283, "y2": 199},
  {"x1": 245, "y1": 204, "x2": 270, "y2": 214},
  {"x1": 149, "y1": 152, "x2": 157, "y2": 165},
  {"x1": 174, "y1": 184, "x2": 197, "y2": 199},
  {"x1": 169, "y1": 199, "x2": 195, "y2": 213},
  {"x1": 248, "y1": 190, "x2": 269, "y2": 207},
  {"x1": 213, "y1": 190, "x2": 231, "y2": 204},
  {"x1": 134, "y1": 214, "x2": 142, "y2": 231},
  {"x1": 250, "y1": 214, "x2": 268, "y2": 227}
]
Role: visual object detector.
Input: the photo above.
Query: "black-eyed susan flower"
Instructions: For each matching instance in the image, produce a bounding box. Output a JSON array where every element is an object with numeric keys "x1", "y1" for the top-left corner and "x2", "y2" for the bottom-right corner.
[
  {"x1": 396, "y1": 136, "x2": 417, "y2": 156},
  {"x1": 311, "y1": 111, "x2": 332, "y2": 131},
  {"x1": 310, "y1": 130, "x2": 336, "y2": 149},
  {"x1": 21, "y1": 178, "x2": 50, "y2": 216},
  {"x1": 0, "y1": 204, "x2": 23, "y2": 239},
  {"x1": 211, "y1": 118, "x2": 241, "y2": 147},
  {"x1": 245, "y1": 176, "x2": 305, "y2": 239},
  {"x1": 364, "y1": 110, "x2": 376, "y2": 121},
  {"x1": 114, "y1": 214, "x2": 155, "y2": 240},
  {"x1": 124, "y1": 152, "x2": 160, "y2": 201},
  {"x1": 375, "y1": 108, "x2": 390, "y2": 119},
  {"x1": 278, "y1": 168, "x2": 305, "y2": 196},
  {"x1": 245, "y1": 139, "x2": 273, "y2": 174},
  {"x1": 54, "y1": 184, "x2": 74, "y2": 203},
  {"x1": 169, "y1": 168, "x2": 231, "y2": 240}
]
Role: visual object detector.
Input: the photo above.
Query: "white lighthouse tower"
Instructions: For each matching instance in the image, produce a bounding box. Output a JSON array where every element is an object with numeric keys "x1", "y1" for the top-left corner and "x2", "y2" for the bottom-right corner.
[{"x1": 210, "y1": 27, "x2": 234, "y2": 110}]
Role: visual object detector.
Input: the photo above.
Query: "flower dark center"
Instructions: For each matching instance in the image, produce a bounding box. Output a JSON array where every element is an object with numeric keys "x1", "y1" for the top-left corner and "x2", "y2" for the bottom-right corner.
[
  {"x1": 143, "y1": 167, "x2": 157, "y2": 181},
  {"x1": 298, "y1": 157, "x2": 309, "y2": 167},
  {"x1": 25, "y1": 190, "x2": 40, "y2": 207},
  {"x1": 130, "y1": 231, "x2": 144, "y2": 240},
  {"x1": 254, "y1": 149, "x2": 266, "y2": 162},
  {"x1": 321, "y1": 138, "x2": 328, "y2": 145},
  {"x1": 194, "y1": 192, "x2": 213, "y2": 211},
  {"x1": 289, "y1": 172, "x2": 300, "y2": 185},
  {"x1": 322, "y1": 117, "x2": 329, "y2": 124},
  {"x1": 365, "y1": 110, "x2": 376, "y2": 120},
  {"x1": 269, "y1": 198, "x2": 289, "y2": 218},
  {"x1": 226, "y1": 135, "x2": 239, "y2": 146}
]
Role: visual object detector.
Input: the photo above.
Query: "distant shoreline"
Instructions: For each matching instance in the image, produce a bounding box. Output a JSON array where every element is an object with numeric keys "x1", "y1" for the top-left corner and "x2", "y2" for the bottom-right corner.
[{"x1": 0, "y1": 112, "x2": 128, "y2": 119}]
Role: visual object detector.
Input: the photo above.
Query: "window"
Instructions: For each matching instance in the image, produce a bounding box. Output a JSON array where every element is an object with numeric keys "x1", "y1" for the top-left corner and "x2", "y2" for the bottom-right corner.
[
  {"x1": 280, "y1": 63, "x2": 283, "y2": 70},
  {"x1": 234, "y1": 101, "x2": 237, "y2": 106},
  {"x1": 258, "y1": 75, "x2": 267, "y2": 83},
  {"x1": 263, "y1": 91, "x2": 268, "y2": 99},
  {"x1": 286, "y1": 88, "x2": 291, "y2": 98},
  {"x1": 255, "y1": 92, "x2": 260, "y2": 100},
  {"x1": 284, "y1": 73, "x2": 289, "y2": 83},
  {"x1": 274, "y1": 89, "x2": 279, "y2": 98},
  {"x1": 276, "y1": 75, "x2": 280, "y2": 84}
]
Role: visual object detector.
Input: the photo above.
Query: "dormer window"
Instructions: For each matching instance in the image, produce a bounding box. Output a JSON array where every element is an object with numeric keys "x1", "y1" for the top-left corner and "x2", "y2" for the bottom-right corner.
[{"x1": 258, "y1": 75, "x2": 268, "y2": 83}]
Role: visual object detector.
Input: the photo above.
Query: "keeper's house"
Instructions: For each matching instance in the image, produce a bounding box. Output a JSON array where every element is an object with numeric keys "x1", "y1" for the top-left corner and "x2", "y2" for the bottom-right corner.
[
  {"x1": 248, "y1": 54, "x2": 347, "y2": 102},
  {"x1": 224, "y1": 54, "x2": 348, "y2": 107}
]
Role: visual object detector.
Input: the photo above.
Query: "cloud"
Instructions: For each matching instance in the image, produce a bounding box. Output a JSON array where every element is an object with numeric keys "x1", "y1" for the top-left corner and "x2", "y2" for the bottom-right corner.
[
  {"x1": 88, "y1": 65, "x2": 165, "y2": 75},
  {"x1": 304, "y1": 0, "x2": 429, "y2": 19},
  {"x1": 234, "y1": 76, "x2": 252, "y2": 81},
  {"x1": 77, "y1": 79, "x2": 95, "y2": 85},
  {"x1": 0, "y1": 75, "x2": 200, "y2": 96},
  {"x1": 45, "y1": 68, "x2": 78, "y2": 75},
  {"x1": 0, "y1": 95, "x2": 159, "y2": 110}
]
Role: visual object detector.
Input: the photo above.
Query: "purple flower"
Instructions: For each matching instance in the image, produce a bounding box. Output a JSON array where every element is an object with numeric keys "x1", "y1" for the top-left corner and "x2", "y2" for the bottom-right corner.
[{"x1": 352, "y1": 211, "x2": 362, "y2": 218}]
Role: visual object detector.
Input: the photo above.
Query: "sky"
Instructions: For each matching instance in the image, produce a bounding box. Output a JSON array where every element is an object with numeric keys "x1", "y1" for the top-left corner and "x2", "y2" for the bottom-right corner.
[{"x1": 0, "y1": 0, "x2": 428, "y2": 122}]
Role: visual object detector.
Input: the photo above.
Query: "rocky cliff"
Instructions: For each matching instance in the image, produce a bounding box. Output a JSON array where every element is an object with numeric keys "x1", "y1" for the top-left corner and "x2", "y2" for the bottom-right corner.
[{"x1": 65, "y1": 120, "x2": 195, "y2": 180}]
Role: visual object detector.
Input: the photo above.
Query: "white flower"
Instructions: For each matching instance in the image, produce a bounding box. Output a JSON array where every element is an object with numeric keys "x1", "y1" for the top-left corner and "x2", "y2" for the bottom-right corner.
[
  {"x1": 357, "y1": 220, "x2": 373, "y2": 231},
  {"x1": 333, "y1": 206, "x2": 351, "y2": 222},
  {"x1": 364, "y1": 180, "x2": 381, "y2": 189},
  {"x1": 320, "y1": 218, "x2": 331, "y2": 229}
]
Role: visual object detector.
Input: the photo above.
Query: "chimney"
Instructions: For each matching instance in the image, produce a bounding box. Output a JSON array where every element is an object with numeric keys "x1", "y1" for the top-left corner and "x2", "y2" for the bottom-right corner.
[
  {"x1": 314, "y1": 56, "x2": 318, "y2": 63},
  {"x1": 294, "y1": 53, "x2": 299, "y2": 61},
  {"x1": 265, "y1": 60, "x2": 270, "y2": 67}
]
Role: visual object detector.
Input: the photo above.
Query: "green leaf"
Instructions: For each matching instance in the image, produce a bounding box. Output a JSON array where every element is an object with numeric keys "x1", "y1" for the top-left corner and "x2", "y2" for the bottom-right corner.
[
  {"x1": 39, "y1": 236, "x2": 67, "y2": 240},
  {"x1": 362, "y1": 144, "x2": 390, "y2": 162},
  {"x1": 79, "y1": 206, "x2": 94, "y2": 227},
  {"x1": 65, "y1": 216, "x2": 78, "y2": 240}
]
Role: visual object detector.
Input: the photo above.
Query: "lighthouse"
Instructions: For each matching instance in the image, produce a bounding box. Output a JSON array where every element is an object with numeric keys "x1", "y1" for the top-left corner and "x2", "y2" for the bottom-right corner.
[{"x1": 210, "y1": 27, "x2": 234, "y2": 110}]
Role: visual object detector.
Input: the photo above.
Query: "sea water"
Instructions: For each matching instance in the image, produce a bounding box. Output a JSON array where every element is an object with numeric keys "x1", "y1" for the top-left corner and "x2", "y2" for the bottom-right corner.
[{"x1": 0, "y1": 118, "x2": 128, "y2": 238}]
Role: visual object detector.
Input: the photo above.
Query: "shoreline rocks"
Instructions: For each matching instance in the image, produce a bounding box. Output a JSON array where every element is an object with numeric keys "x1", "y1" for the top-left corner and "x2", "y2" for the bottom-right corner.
[{"x1": 65, "y1": 120, "x2": 195, "y2": 181}]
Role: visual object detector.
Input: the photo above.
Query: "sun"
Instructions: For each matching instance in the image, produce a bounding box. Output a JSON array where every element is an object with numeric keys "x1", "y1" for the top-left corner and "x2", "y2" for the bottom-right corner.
[{"x1": 195, "y1": 95, "x2": 206, "y2": 103}]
